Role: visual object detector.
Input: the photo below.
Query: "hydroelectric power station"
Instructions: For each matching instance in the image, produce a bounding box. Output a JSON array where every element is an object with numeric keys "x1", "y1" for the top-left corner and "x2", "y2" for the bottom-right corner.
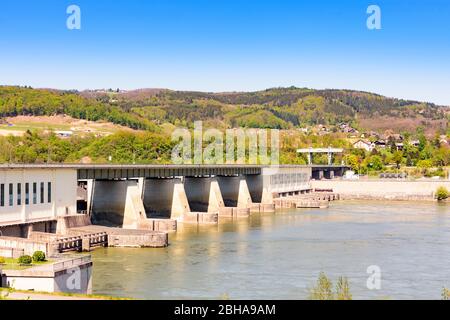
[{"x1": 0, "y1": 164, "x2": 346, "y2": 293}]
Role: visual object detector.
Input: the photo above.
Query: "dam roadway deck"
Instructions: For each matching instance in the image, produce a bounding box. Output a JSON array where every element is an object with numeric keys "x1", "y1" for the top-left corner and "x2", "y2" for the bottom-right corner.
[{"x1": 0, "y1": 164, "x2": 347, "y2": 179}]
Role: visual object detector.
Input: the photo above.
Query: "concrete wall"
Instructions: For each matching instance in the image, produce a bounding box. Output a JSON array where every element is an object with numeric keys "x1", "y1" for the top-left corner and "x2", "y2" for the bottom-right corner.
[
  {"x1": 56, "y1": 215, "x2": 91, "y2": 235},
  {"x1": 143, "y1": 178, "x2": 190, "y2": 219},
  {"x1": 216, "y1": 176, "x2": 240, "y2": 207},
  {"x1": 0, "y1": 220, "x2": 56, "y2": 238},
  {"x1": 0, "y1": 247, "x2": 23, "y2": 259},
  {"x1": 91, "y1": 180, "x2": 129, "y2": 227},
  {"x1": 245, "y1": 175, "x2": 264, "y2": 203},
  {"x1": 92, "y1": 179, "x2": 151, "y2": 228},
  {"x1": 262, "y1": 167, "x2": 312, "y2": 196},
  {"x1": 144, "y1": 179, "x2": 175, "y2": 217},
  {"x1": 123, "y1": 182, "x2": 146, "y2": 229},
  {"x1": 0, "y1": 237, "x2": 49, "y2": 256},
  {"x1": 311, "y1": 179, "x2": 450, "y2": 200},
  {"x1": 0, "y1": 224, "x2": 26, "y2": 238},
  {"x1": 184, "y1": 177, "x2": 224, "y2": 212},
  {"x1": 3, "y1": 261, "x2": 92, "y2": 294},
  {"x1": 216, "y1": 176, "x2": 252, "y2": 208},
  {"x1": 184, "y1": 177, "x2": 211, "y2": 212},
  {"x1": 4, "y1": 275, "x2": 56, "y2": 292},
  {"x1": 54, "y1": 263, "x2": 93, "y2": 294},
  {"x1": 0, "y1": 168, "x2": 77, "y2": 225}
]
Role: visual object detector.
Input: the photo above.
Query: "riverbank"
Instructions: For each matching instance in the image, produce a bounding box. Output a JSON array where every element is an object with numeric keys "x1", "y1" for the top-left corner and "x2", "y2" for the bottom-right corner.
[
  {"x1": 0, "y1": 288, "x2": 129, "y2": 300},
  {"x1": 311, "y1": 179, "x2": 450, "y2": 201}
]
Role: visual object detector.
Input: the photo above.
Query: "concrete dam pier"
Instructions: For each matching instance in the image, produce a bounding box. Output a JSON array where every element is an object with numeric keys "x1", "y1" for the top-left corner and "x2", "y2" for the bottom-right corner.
[
  {"x1": 79, "y1": 164, "x2": 341, "y2": 228},
  {"x1": 86, "y1": 173, "x2": 278, "y2": 229}
]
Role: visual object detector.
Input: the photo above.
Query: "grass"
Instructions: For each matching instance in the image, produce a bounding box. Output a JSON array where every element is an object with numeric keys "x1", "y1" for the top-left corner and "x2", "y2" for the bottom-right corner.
[
  {"x1": 0, "y1": 123, "x2": 72, "y2": 131},
  {"x1": 0, "y1": 257, "x2": 53, "y2": 270},
  {"x1": 0, "y1": 118, "x2": 123, "y2": 135},
  {"x1": 0, "y1": 288, "x2": 132, "y2": 300}
]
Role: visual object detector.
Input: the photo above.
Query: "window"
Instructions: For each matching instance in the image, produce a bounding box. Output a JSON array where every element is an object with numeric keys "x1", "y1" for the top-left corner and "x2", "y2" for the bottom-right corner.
[
  {"x1": 0, "y1": 184, "x2": 4, "y2": 207},
  {"x1": 48, "y1": 182, "x2": 52, "y2": 203},
  {"x1": 33, "y1": 182, "x2": 37, "y2": 204},
  {"x1": 40, "y1": 182, "x2": 44, "y2": 204},
  {"x1": 8, "y1": 183, "x2": 13, "y2": 206},
  {"x1": 25, "y1": 183, "x2": 29, "y2": 205},
  {"x1": 17, "y1": 183, "x2": 22, "y2": 206}
]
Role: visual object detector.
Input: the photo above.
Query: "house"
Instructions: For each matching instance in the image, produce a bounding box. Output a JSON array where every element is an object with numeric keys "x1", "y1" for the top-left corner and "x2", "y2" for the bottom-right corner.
[
  {"x1": 365, "y1": 131, "x2": 380, "y2": 139},
  {"x1": 385, "y1": 133, "x2": 404, "y2": 141},
  {"x1": 353, "y1": 139, "x2": 374, "y2": 152},
  {"x1": 55, "y1": 130, "x2": 74, "y2": 138},
  {"x1": 339, "y1": 123, "x2": 359, "y2": 134},
  {"x1": 395, "y1": 143, "x2": 404, "y2": 151},
  {"x1": 298, "y1": 127, "x2": 309, "y2": 133},
  {"x1": 374, "y1": 140, "x2": 387, "y2": 148}
]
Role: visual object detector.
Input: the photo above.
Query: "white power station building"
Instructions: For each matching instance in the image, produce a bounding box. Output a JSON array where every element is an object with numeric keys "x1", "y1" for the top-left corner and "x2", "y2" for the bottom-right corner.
[{"x1": 0, "y1": 166, "x2": 77, "y2": 226}]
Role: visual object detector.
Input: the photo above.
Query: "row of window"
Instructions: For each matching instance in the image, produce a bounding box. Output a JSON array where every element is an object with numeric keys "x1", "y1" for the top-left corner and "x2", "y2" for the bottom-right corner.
[
  {"x1": 270, "y1": 173, "x2": 309, "y2": 186},
  {"x1": 0, "y1": 182, "x2": 52, "y2": 207}
]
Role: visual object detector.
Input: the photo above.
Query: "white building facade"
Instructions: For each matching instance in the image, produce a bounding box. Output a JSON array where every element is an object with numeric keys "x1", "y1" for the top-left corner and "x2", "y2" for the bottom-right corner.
[
  {"x1": 0, "y1": 167, "x2": 77, "y2": 225},
  {"x1": 353, "y1": 140, "x2": 374, "y2": 152}
]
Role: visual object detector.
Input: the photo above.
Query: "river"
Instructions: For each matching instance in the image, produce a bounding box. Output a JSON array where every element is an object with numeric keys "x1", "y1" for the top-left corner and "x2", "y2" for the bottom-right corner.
[{"x1": 91, "y1": 201, "x2": 450, "y2": 300}]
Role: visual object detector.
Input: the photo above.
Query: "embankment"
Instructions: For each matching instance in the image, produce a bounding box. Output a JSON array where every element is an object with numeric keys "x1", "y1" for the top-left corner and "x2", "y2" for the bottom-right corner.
[{"x1": 311, "y1": 179, "x2": 450, "y2": 201}]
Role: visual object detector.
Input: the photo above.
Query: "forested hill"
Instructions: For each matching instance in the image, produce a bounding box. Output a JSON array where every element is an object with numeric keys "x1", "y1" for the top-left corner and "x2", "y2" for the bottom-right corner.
[{"x1": 1, "y1": 86, "x2": 448, "y2": 134}]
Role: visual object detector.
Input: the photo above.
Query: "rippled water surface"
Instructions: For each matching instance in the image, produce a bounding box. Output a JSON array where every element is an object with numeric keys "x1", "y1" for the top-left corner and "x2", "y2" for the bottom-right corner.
[{"x1": 91, "y1": 201, "x2": 450, "y2": 300}]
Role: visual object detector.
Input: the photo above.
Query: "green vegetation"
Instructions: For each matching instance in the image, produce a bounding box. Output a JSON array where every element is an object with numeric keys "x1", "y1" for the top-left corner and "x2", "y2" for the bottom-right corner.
[
  {"x1": 443, "y1": 288, "x2": 450, "y2": 300},
  {"x1": 0, "y1": 288, "x2": 131, "y2": 300},
  {"x1": 1, "y1": 257, "x2": 52, "y2": 270},
  {"x1": 0, "y1": 86, "x2": 158, "y2": 131},
  {"x1": 17, "y1": 255, "x2": 32, "y2": 265},
  {"x1": 0, "y1": 256, "x2": 6, "y2": 264},
  {"x1": 0, "y1": 126, "x2": 447, "y2": 169},
  {"x1": 32, "y1": 251, "x2": 46, "y2": 263},
  {"x1": 0, "y1": 288, "x2": 12, "y2": 300},
  {"x1": 308, "y1": 272, "x2": 352, "y2": 300},
  {"x1": 436, "y1": 186, "x2": 449, "y2": 201},
  {"x1": 0, "y1": 86, "x2": 448, "y2": 168},
  {"x1": 0, "y1": 130, "x2": 174, "y2": 164},
  {"x1": 1, "y1": 86, "x2": 447, "y2": 131}
]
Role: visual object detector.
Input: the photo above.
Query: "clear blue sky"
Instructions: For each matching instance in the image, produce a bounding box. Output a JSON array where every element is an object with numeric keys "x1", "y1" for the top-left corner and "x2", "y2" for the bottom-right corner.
[{"x1": 0, "y1": 0, "x2": 449, "y2": 105}]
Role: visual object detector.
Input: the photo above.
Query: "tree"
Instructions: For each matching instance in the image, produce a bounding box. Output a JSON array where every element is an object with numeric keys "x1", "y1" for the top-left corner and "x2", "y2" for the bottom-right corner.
[
  {"x1": 392, "y1": 151, "x2": 403, "y2": 169},
  {"x1": 436, "y1": 187, "x2": 449, "y2": 201},
  {"x1": 418, "y1": 132, "x2": 427, "y2": 152},
  {"x1": 417, "y1": 159, "x2": 433, "y2": 169},
  {"x1": 433, "y1": 131, "x2": 441, "y2": 148},
  {"x1": 362, "y1": 155, "x2": 383, "y2": 172},
  {"x1": 443, "y1": 288, "x2": 450, "y2": 300},
  {"x1": 309, "y1": 273, "x2": 353, "y2": 300},
  {"x1": 432, "y1": 148, "x2": 450, "y2": 167},
  {"x1": 336, "y1": 277, "x2": 352, "y2": 300},
  {"x1": 344, "y1": 154, "x2": 360, "y2": 171},
  {"x1": 388, "y1": 136, "x2": 397, "y2": 153},
  {"x1": 309, "y1": 272, "x2": 334, "y2": 300}
]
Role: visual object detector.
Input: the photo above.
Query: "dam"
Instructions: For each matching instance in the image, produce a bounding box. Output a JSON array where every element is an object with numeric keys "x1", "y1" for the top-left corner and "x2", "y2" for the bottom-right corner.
[
  {"x1": 0, "y1": 164, "x2": 345, "y2": 240},
  {"x1": 0, "y1": 163, "x2": 345, "y2": 294}
]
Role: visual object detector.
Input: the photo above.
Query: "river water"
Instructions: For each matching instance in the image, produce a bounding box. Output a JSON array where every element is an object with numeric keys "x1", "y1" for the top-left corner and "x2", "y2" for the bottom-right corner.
[{"x1": 91, "y1": 201, "x2": 450, "y2": 300}]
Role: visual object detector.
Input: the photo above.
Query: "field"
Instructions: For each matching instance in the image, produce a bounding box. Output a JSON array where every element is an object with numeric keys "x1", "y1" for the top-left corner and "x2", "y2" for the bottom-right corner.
[{"x1": 0, "y1": 115, "x2": 139, "y2": 137}]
